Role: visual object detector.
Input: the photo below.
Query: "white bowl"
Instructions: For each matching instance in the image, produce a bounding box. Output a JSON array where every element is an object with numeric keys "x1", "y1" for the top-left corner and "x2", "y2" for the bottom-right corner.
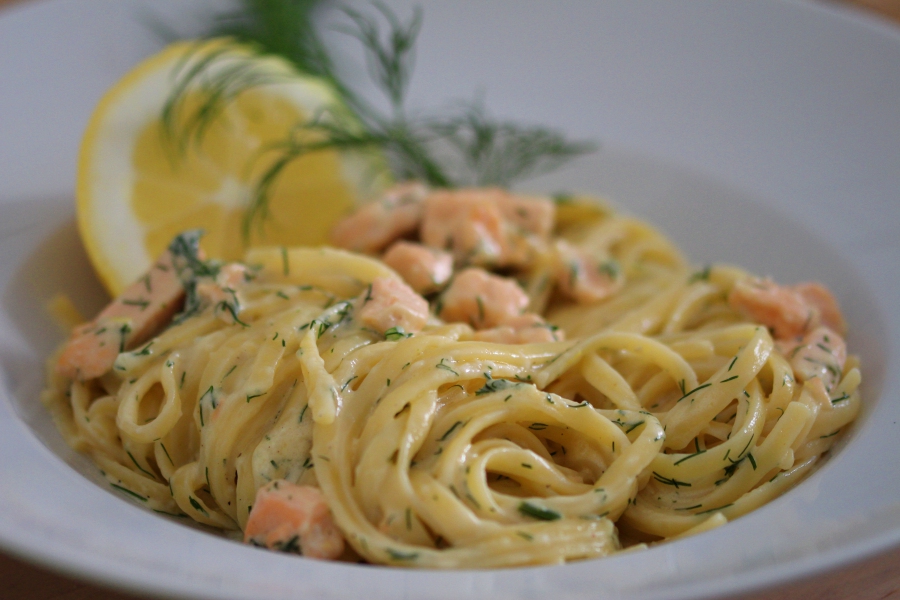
[{"x1": 1, "y1": 1, "x2": 898, "y2": 599}]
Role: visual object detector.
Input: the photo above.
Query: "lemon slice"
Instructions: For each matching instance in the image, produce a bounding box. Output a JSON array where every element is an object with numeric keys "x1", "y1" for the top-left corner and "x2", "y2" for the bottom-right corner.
[{"x1": 78, "y1": 38, "x2": 386, "y2": 295}]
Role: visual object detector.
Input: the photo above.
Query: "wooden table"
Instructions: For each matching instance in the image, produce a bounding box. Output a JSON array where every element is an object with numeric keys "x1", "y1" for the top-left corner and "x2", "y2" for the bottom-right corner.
[{"x1": 2, "y1": 0, "x2": 899, "y2": 598}]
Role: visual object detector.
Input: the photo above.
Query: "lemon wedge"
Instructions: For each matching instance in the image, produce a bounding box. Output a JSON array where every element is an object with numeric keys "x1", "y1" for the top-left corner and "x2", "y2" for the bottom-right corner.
[{"x1": 77, "y1": 38, "x2": 386, "y2": 295}]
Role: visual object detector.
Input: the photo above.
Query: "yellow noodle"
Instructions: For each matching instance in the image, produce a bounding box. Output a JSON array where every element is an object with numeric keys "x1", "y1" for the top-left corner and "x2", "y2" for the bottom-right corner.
[{"x1": 41, "y1": 209, "x2": 862, "y2": 568}]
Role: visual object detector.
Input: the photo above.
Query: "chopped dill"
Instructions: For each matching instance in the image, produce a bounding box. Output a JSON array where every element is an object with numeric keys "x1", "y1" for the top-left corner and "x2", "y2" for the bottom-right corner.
[
  {"x1": 189, "y1": 496, "x2": 210, "y2": 516},
  {"x1": 677, "y1": 382, "x2": 712, "y2": 403},
  {"x1": 385, "y1": 548, "x2": 419, "y2": 561},
  {"x1": 384, "y1": 326, "x2": 412, "y2": 341},
  {"x1": 122, "y1": 297, "x2": 150, "y2": 310},
  {"x1": 831, "y1": 392, "x2": 850, "y2": 404},
  {"x1": 688, "y1": 265, "x2": 712, "y2": 282},
  {"x1": 110, "y1": 483, "x2": 148, "y2": 503},
  {"x1": 475, "y1": 373, "x2": 513, "y2": 395},
  {"x1": 439, "y1": 421, "x2": 463, "y2": 441},
  {"x1": 673, "y1": 449, "x2": 706, "y2": 466},
  {"x1": 435, "y1": 358, "x2": 458, "y2": 376},
  {"x1": 127, "y1": 450, "x2": 156, "y2": 478},
  {"x1": 652, "y1": 472, "x2": 692, "y2": 489},
  {"x1": 624, "y1": 420, "x2": 645, "y2": 434},
  {"x1": 518, "y1": 502, "x2": 561, "y2": 521}
]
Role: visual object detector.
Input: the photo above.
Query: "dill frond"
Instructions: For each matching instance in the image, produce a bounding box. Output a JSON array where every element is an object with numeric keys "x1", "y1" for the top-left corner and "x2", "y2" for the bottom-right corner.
[
  {"x1": 430, "y1": 103, "x2": 597, "y2": 187},
  {"x1": 335, "y1": 2, "x2": 422, "y2": 113}
]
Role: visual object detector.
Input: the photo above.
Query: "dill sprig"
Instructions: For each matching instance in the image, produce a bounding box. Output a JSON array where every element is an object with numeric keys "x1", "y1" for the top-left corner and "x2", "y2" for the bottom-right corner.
[
  {"x1": 162, "y1": 0, "x2": 595, "y2": 239},
  {"x1": 336, "y1": 3, "x2": 422, "y2": 114},
  {"x1": 432, "y1": 103, "x2": 596, "y2": 187}
]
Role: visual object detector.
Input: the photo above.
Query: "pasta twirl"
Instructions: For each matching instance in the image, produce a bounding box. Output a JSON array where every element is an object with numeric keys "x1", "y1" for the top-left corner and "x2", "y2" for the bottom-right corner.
[{"x1": 42, "y1": 196, "x2": 861, "y2": 568}]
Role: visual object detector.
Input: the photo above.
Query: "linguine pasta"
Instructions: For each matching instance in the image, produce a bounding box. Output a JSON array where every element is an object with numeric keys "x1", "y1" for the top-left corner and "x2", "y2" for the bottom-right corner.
[{"x1": 42, "y1": 192, "x2": 861, "y2": 567}]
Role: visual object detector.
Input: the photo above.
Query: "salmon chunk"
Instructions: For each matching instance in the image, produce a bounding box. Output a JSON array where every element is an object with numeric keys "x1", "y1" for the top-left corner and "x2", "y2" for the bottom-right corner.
[
  {"x1": 358, "y1": 277, "x2": 430, "y2": 336},
  {"x1": 420, "y1": 188, "x2": 554, "y2": 268},
  {"x1": 554, "y1": 240, "x2": 622, "y2": 304},
  {"x1": 776, "y1": 326, "x2": 847, "y2": 391},
  {"x1": 493, "y1": 191, "x2": 555, "y2": 238},
  {"x1": 55, "y1": 250, "x2": 186, "y2": 380},
  {"x1": 244, "y1": 480, "x2": 344, "y2": 559},
  {"x1": 382, "y1": 241, "x2": 453, "y2": 294},
  {"x1": 330, "y1": 182, "x2": 429, "y2": 253},
  {"x1": 728, "y1": 277, "x2": 846, "y2": 340},
  {"x1": 793, "y1": 282, "x2": 847, "y2": 334},
  {"x1": 438, "y1": 268, "x2": 529, "y2": 329},
  {"x1": 420, "y1": 189, "x2": 506, "y2": 264}
]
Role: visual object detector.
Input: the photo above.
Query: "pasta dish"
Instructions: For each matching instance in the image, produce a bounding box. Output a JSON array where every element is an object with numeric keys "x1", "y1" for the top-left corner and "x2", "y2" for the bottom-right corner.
[{"x1": 42, "y1": 184, "x2": 861, "y2": 567}]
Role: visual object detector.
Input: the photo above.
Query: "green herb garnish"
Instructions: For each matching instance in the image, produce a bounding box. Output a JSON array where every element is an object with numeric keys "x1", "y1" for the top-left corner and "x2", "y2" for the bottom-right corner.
[{"x1": 518, "y1": 502, "x2": 561, "y2": 521}]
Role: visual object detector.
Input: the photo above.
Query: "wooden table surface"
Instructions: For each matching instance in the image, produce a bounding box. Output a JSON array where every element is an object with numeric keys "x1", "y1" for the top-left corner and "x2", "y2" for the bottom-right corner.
[{"x1": 2, "y1": 0, "x2": 899, "y2": 598}]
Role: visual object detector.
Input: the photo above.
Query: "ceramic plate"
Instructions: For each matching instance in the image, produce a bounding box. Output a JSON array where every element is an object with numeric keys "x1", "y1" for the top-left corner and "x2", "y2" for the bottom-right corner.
[{"x1": 1, "y1": 1, "x2": 899, "y2": 599}]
